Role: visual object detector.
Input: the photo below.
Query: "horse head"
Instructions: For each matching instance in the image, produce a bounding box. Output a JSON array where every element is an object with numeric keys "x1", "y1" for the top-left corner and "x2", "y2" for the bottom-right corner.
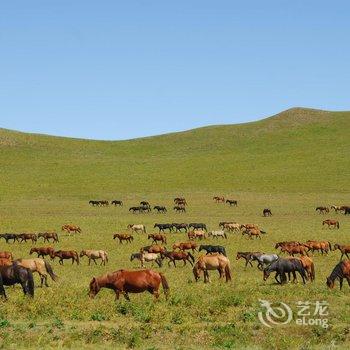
[
  {"x1": 88, "y1": 277, "x2": 100, "y2": 298},
  {"x1": 326, "y1": 277, "x2": 335, "y2": 289}
]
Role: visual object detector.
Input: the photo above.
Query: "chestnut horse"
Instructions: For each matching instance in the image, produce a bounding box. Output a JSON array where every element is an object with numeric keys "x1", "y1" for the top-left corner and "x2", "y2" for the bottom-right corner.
[
  {"x1": 141, "y1": 245, "x2": 167, "y2": 254},
  {"x1": 213, "y1": 196, "x2": 225, "y2": 203},
  {"x1": 326, "y1": 260, "x2": 350, "y2": 290},
  {"x1": 148, "y1": 234, "x2": 167, "y2": 245},
  {"x1": 30, "y1": 247, "x2": 55, "y2": 259},
  {"x1": 50, "y1": 250, "x2": 79, "y2": 265},
  {"x1": 333, "y1": 244, "x2": 350, "y2": 260},
  {"x1": 322, "y1": 219, "x2": 339, "y2": 229},
  {"x1": 172, "y1": 241, "x2": 197, "y2": 253},
  {"x1": 0, "y1": 251, "x2": 13, "y2": 260},
  {"x1": 303, "y1": 241, "x2": 331, "y2": 255},
  {"x1": 37, "y1": 232, "x2": 59, "y2": 243},
  {"x1": 162, "y1": 251, "x2": 195, "y2": 267},
  {"x1": 0, "y1": 258, "x2": 12, "y2": 266},
  {"x1": 113, "y1": 233, "x2": 133, "y2": 244},
  {"x1": 280, "y1": 244, "x2": 309, "y2": 256},
  {"x1": 89, "y1": 269, "x2": 169, "y2": 301},
  {"x1": 188, "y1": 230, "x2": 206, "y2": 240},
  {"x1": 62, "y1": 224, "x2": 81, "y2": 234}
]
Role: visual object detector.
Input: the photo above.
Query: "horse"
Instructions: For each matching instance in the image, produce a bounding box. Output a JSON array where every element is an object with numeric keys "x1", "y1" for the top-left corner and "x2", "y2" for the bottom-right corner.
[
  {"x1": 263, "y1": 258, "x2": 307, "y2": 285},
  {"x1": 213, "y1": 196, "x2": 225, "y2": 203},
  {"x1": 153, "y1": 206, "x2": 167, "y2": 213},
  {"x1": 148, "y1": 234, "x2": 167, "y2": 245},
  {"x1": 0, "y1": 262, "x2": 34, "y2": 299},
  {"x1": 127, "y1": 224, "x2": 146, "y2": 234},
  {"x1": 89, "y1": 269, "x2": 170, "y2": 301},
  {"x1": 280, "y1": 244, "x2": 309, "y2": 256},
  {"x1": 251, "y1": 254, "x2": 279, "y2": 270},
  {"x1": 50, "y1": 250, "x2": 79, "y2": 265},
  {"x1": 223, "y1": 223, "x2": 240, "y2": 233},
  {"x1": 162, "y1": 251, "x2": 194, "y2": 267},
  {"x1": 15, "y1": 258, "x2": 58, "y2": 287},
  {"x1": 0, "y1": 258, "x2": 12, "y2": 266},
  {"x1": 0, "y1": 233, "x2": 19, "y2": 243},
  {"x1": 142, "y1": 245, "x2": 167, "y2": 255},
  {"x1": 129, "y1": 206, "x2": 142, "y2": 213},
  {"x1": 193, "y1": 254, "x2": 232, "y2": 283},
  {"x1": 226, "y1": 199, "x2": 238, "y2": 206},
  {"x1": 113, "y1": 233, "x2": 134, "y2": 243},
  {"x1": 111, "y1": 200, "x2": 123, "y2": 206},
  {"x1": 172, "y1": 223, "x2": 188, "y2": 232},
  {"x1": 316, "y1": 206, "x2": 329, "y2": 214},
  {"x1": 236, "y1": 252, "x2": 264, "y2": 268},
  {"x1": 18, "y1": 233, "x2": 37, "y2": 243},
  {"x1": 188, "y1": 230, "x2": 206, "y2": 240},
  {"x1": 130, "y1": 252, "x2": 163, "y2": 268},
  {"x1": 344, "y1": 207, "x2": 350, "y2": 215},
  {"x1": 30, "y1": 247, "x2": 55, "y2": 259},
  {"x1": 37, "y1": 232, "x2": 59, "y2": 243},
  {"x1": 331, "y1": 205, "x2": 342, "y2": 213},
  {"x1": 333, "y1": 244, "x2": 350, "y2": 260},
  {"x1": 303, "y1": 240, "x2": 332, "y2": 255},
  {"x1": 275, "y1": 241, "x2": 301, "y2": 249},
  {"x1": 80, "y1": 250, "x2": 108, "y2": 265},
  {"x1": 263, "y1": 208, "x2": 272, "y2": 217},
  {"x1": 89, "y1": 200, "x2": 100, "y2": 206},
  {"x1": 174, "y1": 197, "x2": 187, "y2": 206},
  {"x1": 173, "y1": 206, "x2": 186, "y2": 213},
  {"x1": 285, "y1": 256, "x2": 315, "y2": 282},
  {"x1": 242, "y1": 228, "x2": 265, "y2": 239},
  {"x1": 62, "y1": 224, "x2": 81, "y2": 234},
  {"x1": 0, "y1": 251, "x2": 13, "y2": 260},
  {"x1": 326, "y1": 260, "x2": 350, "y2": 290},
  {"x1": 322, "y1": 219, "x2": 339, "y2": 229},
  {"x1": 208, "y1": 231, "x2": 227, "y2": 239},
  {"x1": 140, "y1": 201, "x2": 150, "y2": 207},
  {"x1": 172, "y1": 241, "x2": 197, "y2": 253},
  {"x1": 140, "y1": 205, "x2": 151, "y2": 213},
  {"x1": 199, "y1": 244, "x2": 226, "y2": 256},
  {"x1": 154, "y1": 223, "x2": 173, "y2": 233},
  {"x1": 189, "y1": 223, "x2": 207, "y2": 231}
]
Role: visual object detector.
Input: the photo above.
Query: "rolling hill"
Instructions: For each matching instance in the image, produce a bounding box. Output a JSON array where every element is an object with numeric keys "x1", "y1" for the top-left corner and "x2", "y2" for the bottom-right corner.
[{"x1": 0, "y1": 107, "x2": 349, "y2": 199}]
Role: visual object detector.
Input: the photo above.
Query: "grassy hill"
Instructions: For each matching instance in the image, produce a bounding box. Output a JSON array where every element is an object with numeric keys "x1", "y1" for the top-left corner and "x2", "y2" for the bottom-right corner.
[{"x1": 1, "y1": 107, "x2": 349, "y2": 199}]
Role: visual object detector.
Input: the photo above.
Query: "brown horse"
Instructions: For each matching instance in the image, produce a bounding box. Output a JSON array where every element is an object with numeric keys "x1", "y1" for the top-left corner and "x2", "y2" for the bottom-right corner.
[
  {"x1": 0, "y1": 251, "x2": 13, "y2": 260},
  {"x1": 188, "y1": 230, "x2": 206, "y2": 240},
  {"x1": 326, "y1": 260, "x2": 350, "y2": 290},
  {"x1": 15, "y1": 258, "x2": 58, "y2": 287},
  {"x1": 280, "y1": 244, "x2": 309, "y2": 256},
  {"x1": 80, "y1": 250, "x2": 108, "y2": 266},
  {"x1": 89, "y1": 269, "x2": 170, "y2": 301},
  {"x1": 37, "y1": 232, "x2": 59, "y2": 243},
  {"x1": 148, "y1": 234, "x2": 167, "y2": 245},
  {"x1": 275, "y1": 241, "x2": 301, "y2": 249},
  {"x1": 213, "y1": 196, "x2": 225, "y2": 203},
  {"x1": 50, "y1": 250, "x2": 79, "y2": 265},
  {"x1": 193, "y1": 254, "x2": 232, "y2": 283},
  {"x1": 30, "y1": 247, "x2": 55, "y2": 259},
  {"x1": 242, "y1": 228, "x2": 264, "y2": 239},
  {"x1": 62, "y1": 224, "x2": 81, "y2": 234},
  {"x1": 333, "y1": 244, "x2": 350, "y2": 260},
  {"x1": 316, "y1": 206, "x2": 329, "y2": 214},
  {"x1": 223, "y1": 222, "x2": 240, "y2": 233},
  {"x1": 303, "y1": 241, "x2": 331, "y2": 255},
  {"x1": 0, "y1": 258, "x2": 12, "y2": 266},
  {"x1": 113, "y1": 233, "x2": 134, "y2": 244},
  {"x1": 18, "y1": 233, "x2": 37, "y2": 243},
  {"x1": 240, "y1": 223, "x2": 259, "y2": 231},
  {"x1": 322, "y1": 219, "x2": 339, "y2": 229},
  {"x1": 141, "y1": 245, "x2": 167, "y2": 254},
  {"x1": 286, "y1": 256, "x2": 315, "y2": 282},
  {"x1": 162, "y1": 251, "x2": 195, "y2": 267},
  {"x1": 172, "y1": 241, "x2": 197, "y2": 253}
]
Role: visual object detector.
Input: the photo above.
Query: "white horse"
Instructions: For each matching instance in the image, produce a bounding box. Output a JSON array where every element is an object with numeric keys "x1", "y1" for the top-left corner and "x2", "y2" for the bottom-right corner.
[
  {"x1": 79, "y1": 250, "x2": 108, "y2": 265},
  {"x1": 208, "y1": 230, "x2": 227, "y2": 239},
  {"x1": 127, "y1": 224, "x2": 146, "y2": 233},
  {"x1": 130, "y1": 252, "x2": 162, "y2": 268},
  {"x1": 250, "y1": 254, "x2": 279, "y2": 270}
]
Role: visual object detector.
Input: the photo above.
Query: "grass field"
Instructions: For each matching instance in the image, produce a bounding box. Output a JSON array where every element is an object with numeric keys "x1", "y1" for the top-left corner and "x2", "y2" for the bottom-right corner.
[{"x1": 0, "y1": 108, "x2": 349, "y2": 349}]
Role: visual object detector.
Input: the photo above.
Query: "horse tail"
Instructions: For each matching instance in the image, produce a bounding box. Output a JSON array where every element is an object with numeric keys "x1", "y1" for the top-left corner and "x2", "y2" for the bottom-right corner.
[
  {"x1": 310, "y1": 261, "x2": 315, "y2": 281},
  {"x1": 44, "y1": 260, "x2": 58, "y2": 281},
  {"x1": 224, "y1": 264, "x2": 232, "y2": 281},
  {"x1": 27, "y1": 269, "x2": 35, "y2": 297},
  {"x1": 144, "y1": 226, "x2": 146, "y2": 233},
  {"x1": 159, "y1": 273, "x2": 169, "y2": 300},
  {"x1": 337, "y1": 222, "x2": 340, "y2": 229},
  {"x1": 188, "y1": 252, "x2": 195, "y2": 263},
  {"x1": 260, "y1": 230, "x2": 266, "y2": 234}
]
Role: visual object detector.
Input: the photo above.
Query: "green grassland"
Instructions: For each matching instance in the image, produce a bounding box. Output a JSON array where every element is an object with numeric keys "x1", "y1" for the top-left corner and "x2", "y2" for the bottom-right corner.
[{"x1": 0, "y1": 107, "x2": 349, "y2": 349}]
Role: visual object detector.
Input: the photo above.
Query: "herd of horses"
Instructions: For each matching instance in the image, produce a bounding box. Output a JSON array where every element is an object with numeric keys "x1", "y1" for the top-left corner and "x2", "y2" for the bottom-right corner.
[{"x1": 1, "y1": 197, "x2": 349, "y2": 302}]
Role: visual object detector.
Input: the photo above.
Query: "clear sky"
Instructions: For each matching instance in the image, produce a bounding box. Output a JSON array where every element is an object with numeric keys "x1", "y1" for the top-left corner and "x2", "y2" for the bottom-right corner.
[{"x1": 1, "y1": 1, "x2": 349, "y2": 140}]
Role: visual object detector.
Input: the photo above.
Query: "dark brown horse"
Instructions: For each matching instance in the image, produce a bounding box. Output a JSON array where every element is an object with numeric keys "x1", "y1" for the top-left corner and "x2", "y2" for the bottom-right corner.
[
  {"x1": 263, "y1": 208, "x2": 272, "y2": 217},
  {"x1": 322, "y1": 219, "x2": 339, "y2": 229},
  {"x1": 89, "y1": 269, "x2": 169, "y2": 301},
  {"x1": 50, "y1": 250, "x2": 79, "y2": 265},
  {"x1": 326, "y1": 260, "x2": 350, "y2": 290},
  {"x1": 30, "y1": 247, "x2": 55, "y2": 259},
  {"x1": 113, "y1": 233, "x2": 134, "y2": 244},
  {"x1": 37, "y1": 232, "x2": 59, "y2": 243},
  {"x1": 162, "y1": 251, "x2": 195, "y2": 267},
  {"x1": 18, "y1": 233, "x2": 37, "y2": 243},
  {"x1": 148, "y1": 234, "x2": 167, "y2": 245},
  {"x1": 333, "y1": 244, "x2": 350, "y2": 260},
  {"x1": 316, "y1": 206, "x2": 329, "y2": 214}
]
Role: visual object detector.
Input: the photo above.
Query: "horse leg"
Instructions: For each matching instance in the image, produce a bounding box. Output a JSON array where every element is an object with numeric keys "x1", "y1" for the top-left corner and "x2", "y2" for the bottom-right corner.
[
  {"x1": 93, "y1": 258, "x2": 97, "y2": 265},
  {"x1": 44, "y1": 274, "x2": 49, "y2": 287},
  {"x1": 114, "y1": 291, "x2": 120, "y2": 301},
  {"x1": 122, "y1": 292, "x2": 130, "y2": 301},
  {"x1": 183, "y1": 259, "x2": 186, "y2": 266},
  {"x1": 339, "y1": 278, "x2": 343, "y2": 290}
]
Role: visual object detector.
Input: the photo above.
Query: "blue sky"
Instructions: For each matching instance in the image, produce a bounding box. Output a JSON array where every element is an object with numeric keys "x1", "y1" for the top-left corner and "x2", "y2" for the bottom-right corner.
[{"x1": 1, "y1": 1, "x2": 349, "y2": 140}]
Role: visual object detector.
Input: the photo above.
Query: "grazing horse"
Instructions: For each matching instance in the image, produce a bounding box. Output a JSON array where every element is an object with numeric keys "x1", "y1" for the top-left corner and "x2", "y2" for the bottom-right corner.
[
  {"x1": 173, "y1": 206, "x2": 186, "y2": 213},
  {"x1": 322, "y1": 219, "x2": 339, "y2": 229},
  {"x1": 251, "y1": 254, "x2": 279, "y2": 270},
  {"x1": 111, "y1": 200, "x2": 123, "y2": 206},
  {"x1": 154, "y1": 223, "x2": 173, "y2": 233},
  {"x1": 263, "y1": 208, "x2": 272, "y2": 217},
  {"x1": 89, "y1": 269, "x2": 170, "y2": 301},
  {"x1": 0, "y1": 233, "x2": 19, "y2": 243},
  {"x1": 37, "y1": 232, "x2": 59, "y2": 243},
  {"x1": 142, "y1": 245, "x2": 167, "y2": 255},
  {"x1": 130, "y1": 252, "x2": 163, "y2": 268},
  {"x1": 18, "y1": 233, "x2": 37, "y2": 243},
  {"x1": 213, "y1": 196, "x2": 225, "y2": 203},
  {"x1": 303, "y1": 240, "x2": 331, "y2": 255},
  {"x1": 326, "y1": 260, "x2": 350, "y2": 290},
  {"x1": 193, "y1": 254, "x2": 232, "y2": 283},
  {"x1": 50, "y1": 250, "x2": 79, "y2": 265},
  {"x1": 280, "y1": 244, "x2": 309, "y2": 256},
  {"x1": 199, "y1": 244, "x2": 226, "y2": 256},
  {"x1": 127, "y1": 224, "x2": 146, "y2": 234},
  {"x1": 0, "y1": 263, "x2": 34, "y2": 299},
  {"x1": 226, "y1": 199, "x2": 238, "y2": 206},
  {"x1": 62, "y1": 224, "x2": 81, "y2": 234},
  {"x1": 80, "y1": 250, "x2": 108, "y2": 265},
  {"x1": 208, "y1": 230, "x2": 227, "y2": 239},
  {"x1": 316, "y1": 206, "x2": 329, "y2": 214},
  {"x1": 172, "y1": 223, "x2": 188, "y2": 232},
  {"x1": 188, "y1": 230, "x2": 206, "y2": 240},
  {"x1": 333, "y1": 244, "x2": 350, "y2": 260},
  {"x1": 0, "y1": 251, "x2": 13, "y2": 260},
  {"x1": 189, "y1": 223, "x2": 207, "y2": 231},
  {"x1": 15, "y1": 258, "x2": 58, "y2": 287},
  {"x1": 162, "y1": 251, "x2": 194, "y2": 267},
  {"x1": 153, "y1": 206, "x2": 167, "y2": 213},
  {"x1": 263, "y1": 258, "x2": 307, "y2": 285},
  {"x1": 172, "y1": 241, "x2": 197, "y2": 253},
  {"x1": 148, "y1": 234, "x2": 167, "y2": 245},
  {"x1": 223, "y1": 223, "x2": 240, "y2": 233},
  {"x1": 30, "y1": 247, "x2": 55, "y2": 259},
  {"x1": 236, "y1": 252, "x2": 264, "y2": 268},
  {"x1": 285, "y1": 256, "x2": 315, "y2": 282},
  {"x1": 113, "y1": 233, "x2": 134, "y2": 244}
]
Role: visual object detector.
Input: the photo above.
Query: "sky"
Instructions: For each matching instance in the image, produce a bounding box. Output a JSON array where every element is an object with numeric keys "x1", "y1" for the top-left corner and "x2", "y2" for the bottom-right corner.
[{"x1": 1, "y1": 1, "x2": 350, "y2": 140}]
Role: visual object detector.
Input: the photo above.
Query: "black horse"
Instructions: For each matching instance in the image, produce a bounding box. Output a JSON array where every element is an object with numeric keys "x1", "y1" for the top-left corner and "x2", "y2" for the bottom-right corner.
[
  {"x1": 226, "y1": 199, "x2": 238, "y2": 206},
  {"x1": 0, "y1": 263, "x2": 34, "y2": 299},
  {"x1": 129, "y1": 206, "x2": 142, "y2": 213},
  {"x1": 172, "y1": 223, "x2": 188, "y2": 232},
  {"x1": 111, "y1": 200, "x2": 123, "y2": 206},
  {"x1": 154, "y1": 223, "x2": 173, "y2": 233},
  {"x1": 189, "y1": 223, "x2": 207, "y2": 231},
  {"x1": 0, "y1": 233, "x2": 19, "y2": 243},
  {"x1": 326, "y1": 260, "x2": 350, "y2": 290},
  {"x1": 263, "y1": 208, "x2": 272, "y2": 217},
  {"x1": 140, "y1": 205, "x2": 151, "y2": 213},
  {"x1": 153, "y1": 206, "x2": 167, "y2": 213},
  {"x1": 263, "y1": 258, "x2": 307, "y2": 285},
  {"x1": 173, "y1": 206, "x2": 186, "y2": 213},
  {"x1": 140, "y1": 201, "x2": 150, "y2": 207},
  {"x1": 89, "y1": 200, "x2": 100, "y2": 206},
  {"x1": 344, "y1": 207, "x2": 350, "y2": 215},
  {"x1": 199, "y1": 245, "x2": 227, "y2": 256}
]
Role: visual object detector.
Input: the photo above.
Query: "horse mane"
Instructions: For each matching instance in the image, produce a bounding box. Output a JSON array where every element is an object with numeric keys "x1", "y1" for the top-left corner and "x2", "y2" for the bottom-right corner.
[{"x1": 329, "y1": 262, "x2": 344, "y2": 281}]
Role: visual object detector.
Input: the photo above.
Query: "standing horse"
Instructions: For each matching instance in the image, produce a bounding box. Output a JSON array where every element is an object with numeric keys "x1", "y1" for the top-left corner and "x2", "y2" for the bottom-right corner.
[
  {"x1": 111, "y1": 200, "x2": 123, "y2": 206},
  {"x1": 127, "y1": 224, "x2": 146, "y2": 234},
  {"x1": 193, "y1": 254, "x2": 232, "y2": 283},
  {"x1": 316, "y1": 206, "x2": 329, "y2": 214},
  {"x1": 173, "y1": 206, "x2": 186, "y2": 213},
  {"x1": 213, "y1": 196, "x2": 225, "y2": 203},
  {"x1": 326, "y1": 260, "x2": 350, "y2": 290},
  {"x1": 322, "y1": 219, "x2": 339, "y2": 229},
  {"x1": 153, "y1": 206, "x2": 167, "y2": 213},
  {"x1": 88, "y1": 269, "x2": 170, "y2": 301},
  {"x1": 80, "y1": 250, "x2": 108, "y2": 266},
  {"x1": 0, "y1": 263, "x2": 34, "y2": 299}
]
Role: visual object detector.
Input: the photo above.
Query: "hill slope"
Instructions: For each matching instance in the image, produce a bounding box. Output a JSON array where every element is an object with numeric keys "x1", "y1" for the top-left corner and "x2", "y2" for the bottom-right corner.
[{"x1": 0, "y1": 107, "x2": 349, "y2": 198}]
